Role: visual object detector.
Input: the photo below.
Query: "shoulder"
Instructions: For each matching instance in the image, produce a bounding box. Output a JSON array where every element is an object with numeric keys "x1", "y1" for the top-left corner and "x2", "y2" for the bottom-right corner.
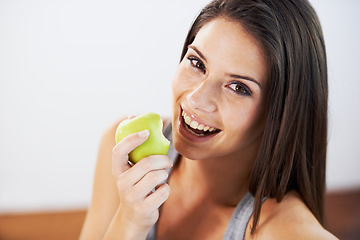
[
  {"x1": 246, "y1": 191, "x2": 338, "y2": 240},
  {"x1": 101, "y1": 118, "x2": 123, "y2": 146}
]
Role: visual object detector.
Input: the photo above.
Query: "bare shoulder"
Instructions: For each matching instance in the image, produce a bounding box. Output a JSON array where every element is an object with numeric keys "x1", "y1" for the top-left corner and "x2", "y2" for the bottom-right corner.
[{"x1": 246, "y1": 191, "x2": 338, "y2": 240}]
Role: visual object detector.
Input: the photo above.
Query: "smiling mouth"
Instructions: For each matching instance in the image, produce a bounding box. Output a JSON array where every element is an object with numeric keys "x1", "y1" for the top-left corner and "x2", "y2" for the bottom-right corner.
[{"x1": 181, "y1": 110, "x2": 221, "y2": 137}]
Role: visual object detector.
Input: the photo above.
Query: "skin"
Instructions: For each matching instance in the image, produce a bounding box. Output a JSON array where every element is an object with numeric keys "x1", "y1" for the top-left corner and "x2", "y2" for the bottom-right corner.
[
  {"x1": 157, "y1": 17, "x2": 268, "y2": 239},
  {"x1": 79, "y1": 18, "x2": 338, "y2": 240}
]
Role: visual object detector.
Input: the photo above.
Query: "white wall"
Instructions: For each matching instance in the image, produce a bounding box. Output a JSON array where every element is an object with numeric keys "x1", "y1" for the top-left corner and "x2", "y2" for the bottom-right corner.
[{"x1": 0, "y1": 0, "x2": 359, "y2": 213}]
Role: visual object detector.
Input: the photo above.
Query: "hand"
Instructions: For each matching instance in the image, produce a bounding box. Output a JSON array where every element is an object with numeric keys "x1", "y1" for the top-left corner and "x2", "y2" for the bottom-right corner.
[{"x1": 111, "y1": 127, "x2": 173, "y2": 237}]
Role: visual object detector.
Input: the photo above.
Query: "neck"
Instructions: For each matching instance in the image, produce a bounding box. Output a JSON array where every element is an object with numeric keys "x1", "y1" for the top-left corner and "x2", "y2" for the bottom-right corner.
[{"x1": 171, "y1": 153, "x2": 254, "y2": 207}]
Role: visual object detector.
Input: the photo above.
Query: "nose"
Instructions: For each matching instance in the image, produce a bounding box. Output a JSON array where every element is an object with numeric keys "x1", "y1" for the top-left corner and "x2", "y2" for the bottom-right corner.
[{"x1": 186, "y1": 80, "x2": 218, "y2": 113}]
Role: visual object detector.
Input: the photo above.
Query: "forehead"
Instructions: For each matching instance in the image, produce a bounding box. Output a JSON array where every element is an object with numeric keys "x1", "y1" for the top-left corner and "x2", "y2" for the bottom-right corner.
[{"x1": 192, "y1": 17, "x2": 268, "y2": 86}]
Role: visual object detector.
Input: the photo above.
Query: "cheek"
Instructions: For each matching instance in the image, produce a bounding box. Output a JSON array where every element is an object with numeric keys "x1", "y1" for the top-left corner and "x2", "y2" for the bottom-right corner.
[
  {"x1": 224, "y1": 102, "x2": 265, "y2": 139},
  {"x1": 171, "y1": 63, "x2": 194, "y2": 98},
  {"x1": 243, "y1": 107, "x2": 266, "y2": 139},
  {"x1": 171, "y1": 68, "x2": 181, "y2": 96}
]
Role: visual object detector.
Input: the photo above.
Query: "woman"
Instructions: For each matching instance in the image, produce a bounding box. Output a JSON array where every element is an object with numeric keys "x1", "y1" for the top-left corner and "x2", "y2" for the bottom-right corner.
[{"x1": 80, "y1": 0, "x2": 338, "y2": 239}]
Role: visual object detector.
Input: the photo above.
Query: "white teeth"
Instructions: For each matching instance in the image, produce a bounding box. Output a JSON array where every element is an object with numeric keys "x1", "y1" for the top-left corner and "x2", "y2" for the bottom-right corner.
[
  {"x1": 190, "y1": 121, "x2": 199, "y2": 129},
  {"x1": 182, "y1": 111, "x2": 217, "y2": 132},
  {"x1": 185, "y1": 116, "x2": 191, "y2": 125}
]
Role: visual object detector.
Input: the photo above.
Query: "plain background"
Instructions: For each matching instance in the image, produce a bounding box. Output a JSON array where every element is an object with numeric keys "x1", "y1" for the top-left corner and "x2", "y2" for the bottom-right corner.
[{"x1": 0, "y1": 0, "x2": 359, "y2": 213}]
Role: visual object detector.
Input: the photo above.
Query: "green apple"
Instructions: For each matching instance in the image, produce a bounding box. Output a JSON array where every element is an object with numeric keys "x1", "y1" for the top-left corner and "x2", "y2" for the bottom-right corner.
[{"x1": 115, "y1": 112, "x2": 170, "y2": 164}]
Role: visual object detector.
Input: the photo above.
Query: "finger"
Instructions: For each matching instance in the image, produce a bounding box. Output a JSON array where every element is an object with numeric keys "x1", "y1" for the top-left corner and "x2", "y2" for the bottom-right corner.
[
  {"x1": 144, "y1": 183, "x2": 170, "y2": 209},
  {"x1": 124, "y1": 155, "x2": 172, "y2": 187},
  {"x1": 131, "y1": 169, "x2": 169, "y2": 200},
  {"x1": 112, "y1": 130, "x2": 149, "y2": 176}
]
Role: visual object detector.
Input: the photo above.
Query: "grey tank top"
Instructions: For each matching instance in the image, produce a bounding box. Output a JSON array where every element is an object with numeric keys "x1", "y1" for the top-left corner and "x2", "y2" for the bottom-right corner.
[{"x1": 146, "y1": 122, "x2": 255, "y2": 240}]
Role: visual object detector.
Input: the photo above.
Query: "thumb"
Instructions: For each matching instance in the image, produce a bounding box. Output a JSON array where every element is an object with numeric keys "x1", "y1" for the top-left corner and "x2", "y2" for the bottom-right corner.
[{"x1": 112, "y1": 130, "x2": 149, "y2": 176}]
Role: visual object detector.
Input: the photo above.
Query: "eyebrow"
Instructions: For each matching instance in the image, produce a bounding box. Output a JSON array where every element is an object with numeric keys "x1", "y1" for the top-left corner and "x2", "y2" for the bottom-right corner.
[
  {"x1": 188, "y1": 44, "x2": 262, "y2": 90},
  {"x1": 229, "y1": 74, "x2": 263, "y2": 90},
  {"x1": 188, "y1": 45, "x2": 207, "y2": 62}
]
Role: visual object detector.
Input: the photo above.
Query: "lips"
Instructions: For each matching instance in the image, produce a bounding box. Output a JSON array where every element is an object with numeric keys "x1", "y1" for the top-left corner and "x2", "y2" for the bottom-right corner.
[
  {"x1": 182, "y1": 111, "x2": 218, "y2": 133},
  {"x1": 179, "y1": 108, "x2": 221, "y2": 141}
]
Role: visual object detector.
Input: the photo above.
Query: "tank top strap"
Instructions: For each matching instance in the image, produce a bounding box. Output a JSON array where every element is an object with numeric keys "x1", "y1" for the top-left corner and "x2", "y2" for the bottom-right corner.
[{"x1": 222, "y1": 192, "x2": 254, "y2": 240}]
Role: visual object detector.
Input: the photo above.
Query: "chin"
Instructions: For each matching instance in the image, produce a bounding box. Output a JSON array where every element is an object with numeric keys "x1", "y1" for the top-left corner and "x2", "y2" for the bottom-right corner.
[
  {"x1": 171, "y1": 120, "x2": 215, "y2": 161},
  {"x1": 172, "y1": 137, "x2": 203, "y2": 161}
]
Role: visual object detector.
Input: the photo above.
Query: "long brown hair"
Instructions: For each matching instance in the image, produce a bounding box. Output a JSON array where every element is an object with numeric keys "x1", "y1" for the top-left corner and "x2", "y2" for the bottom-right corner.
[{"x1": 180, "y1": 0, "x2": 328, "y2": 233}]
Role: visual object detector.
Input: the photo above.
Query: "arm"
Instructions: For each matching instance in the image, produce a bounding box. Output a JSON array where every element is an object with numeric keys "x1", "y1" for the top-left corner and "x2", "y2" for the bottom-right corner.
[
  {"x1": 79, "y1": 117, "x2": 172, "y2": 240},
  {"x1": 79, "y1": 120, "x2": 123, "y2": 240}
]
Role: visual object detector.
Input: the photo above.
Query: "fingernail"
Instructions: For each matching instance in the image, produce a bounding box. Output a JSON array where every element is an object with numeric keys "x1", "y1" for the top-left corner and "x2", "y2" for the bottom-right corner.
[{"x1": 138, "y1": 129, "x2": 149, "y2": 138}]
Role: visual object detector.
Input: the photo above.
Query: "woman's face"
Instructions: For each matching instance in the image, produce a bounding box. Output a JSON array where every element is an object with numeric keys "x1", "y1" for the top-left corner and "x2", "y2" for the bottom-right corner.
[{"x1": 171, "y1": 17, "x2": 268, "y2": 162}]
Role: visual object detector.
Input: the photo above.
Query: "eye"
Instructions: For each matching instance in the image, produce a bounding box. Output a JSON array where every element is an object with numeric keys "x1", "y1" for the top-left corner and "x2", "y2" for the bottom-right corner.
[
  {"x1": 188, "y1": 56, "x2": 206, "y2": 74},
  {"x1": 227, "y1": 81, "x2": 252, "y2": 96}
]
